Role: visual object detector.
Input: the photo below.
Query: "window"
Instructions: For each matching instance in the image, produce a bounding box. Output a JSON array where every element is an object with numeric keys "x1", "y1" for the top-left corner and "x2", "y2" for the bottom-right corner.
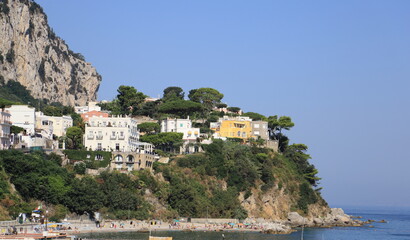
[
  {"x1": 114, "y1": 155, "x2": 123, "y2": 162},
  {"x1": 254, "y1": 124, "x2": 260, "y2": 128},
  {"x1": 112, "y1": 131, "x2": 115, "y2": 136},
  {"x1": 116, "y1": 143, "x2": 120, "y2": 151},
  {"x1": 254, "y1": 131, "x2": 260, "y2": 135},
  {"x1": 97, "y1": 143, "x2": 102, "y2": 151}
]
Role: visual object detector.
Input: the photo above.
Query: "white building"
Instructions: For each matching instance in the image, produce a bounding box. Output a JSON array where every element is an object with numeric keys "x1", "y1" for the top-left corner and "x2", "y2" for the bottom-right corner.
[
  {"x1": 0, "y1": 109, "x2": 11, "y2": 150},
  {"x1": 5, "y1": 105, "x2": 36, "y2": 135},
  {"x1": 74, "y1": 101, "x2": 101, "y2": 114},
  {"x1": 161, "y1": 117, "x2": 200, "y2": 141},
  {"x1": 84, "y1": 116, "x2": 145, "y2": 152},
  {"x1": 36, "y1": 112, "x2": 73, "y2": 137},
  {"x1": 161, "y1": 117, "x2": 201, "y2": 153}
]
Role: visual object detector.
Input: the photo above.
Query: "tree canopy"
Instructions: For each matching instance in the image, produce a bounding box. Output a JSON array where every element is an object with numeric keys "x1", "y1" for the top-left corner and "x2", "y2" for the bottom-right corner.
[
  {"x1": 163, "y1": 86, "x2": 184, "y2": 102},
  {"x1": 65, "y1": 126, "x2": 83, "y2": 150},
  {"x1": 188, "y1": 88, "x2": 224, "y2": 112},
  {"x1": 140, "y1": 132, "x2": 183, "y2": 153},
  {"x1": 116, "y1": 85, "x2": 147, "y2": 115},
  {"x1": 158, "y1": 100, "x2": 202, "y2": 118},
  {"x1": 242, "y1": 112, "x2": 267, "y2": 121},
  {"x1": 138, "y1": 122, "x2": 160, "y2": 134}
]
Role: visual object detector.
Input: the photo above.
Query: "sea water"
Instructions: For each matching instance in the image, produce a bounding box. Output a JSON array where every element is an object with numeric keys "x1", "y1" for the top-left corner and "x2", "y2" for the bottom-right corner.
[{"x1": 78, "y1": 207, "x2": 410, "y2": 240}]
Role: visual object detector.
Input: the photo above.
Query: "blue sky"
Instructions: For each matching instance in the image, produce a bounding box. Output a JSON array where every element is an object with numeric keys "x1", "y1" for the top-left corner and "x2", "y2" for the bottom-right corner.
[{"x1": 36, "y1": 0, "x2": 410, "y2": 207}]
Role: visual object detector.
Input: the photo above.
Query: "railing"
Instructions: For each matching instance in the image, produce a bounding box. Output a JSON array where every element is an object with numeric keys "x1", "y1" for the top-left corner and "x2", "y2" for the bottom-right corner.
[
  {"x1": 118, "y1": 135, "x2": 125, "y2": 140},
  {"x1": 110, "y1": 135, "x2": 117, "y2": 140},
  {"x1": 96, "y1": 135, "x2": 103, "y2": 140},
  {"x1": 87, "y1": 135, "x2": 94, "y2": 140}
]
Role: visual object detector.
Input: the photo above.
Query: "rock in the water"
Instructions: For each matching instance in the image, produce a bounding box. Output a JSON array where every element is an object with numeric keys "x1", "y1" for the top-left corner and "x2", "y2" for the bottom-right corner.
[{"x1": 287, "y1": 212, "x2": 306, "y2": 226}]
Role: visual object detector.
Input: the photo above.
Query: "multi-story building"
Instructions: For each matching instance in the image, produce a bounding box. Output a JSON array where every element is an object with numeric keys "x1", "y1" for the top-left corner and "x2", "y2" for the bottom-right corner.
[
  {"x1": 161, "y1": 117, "x2": 200, "y2": 153},
  {"x1": 111, "y1": 143, "x2": 156, "y2": 172},
  {"x1": 80, "y1": 110, "x2": 109, "y2": 123},
  {"x1": 0, "y1": 109, "x2": 11, "y2": 150},
  {"x1": 35, "y1": 112, "x2": 73, "y2": 137},
  {"x1": 52, "y1": 115, "x2": 73, "y2": 137},
  {"x1": 35, "y1": 112, "x2": 54, "y2": 139},
  {"x1": 161, "y1": 117, "x2": 200, "y2": 141},
  {"x1": 84, "y1": 116, "x2": 147, "y2": 152},
  {"x1": 74, "y1": 102, "x2": 101, "y2": 114},
  {"x1": 251, "y1": 121, "x2": 269, "y2": 140},
  {"x1": 5, "y1": 105, "x2": 36, "y2": 135},
  {"x1": 210, "y1": 116, "x2": 253, "y2": 140}
]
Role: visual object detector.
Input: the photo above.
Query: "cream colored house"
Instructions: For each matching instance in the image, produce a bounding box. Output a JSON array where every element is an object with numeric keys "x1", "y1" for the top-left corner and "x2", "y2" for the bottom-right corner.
[{"x1": 35, "y1": 112, "x2": 73, "y2": 137}]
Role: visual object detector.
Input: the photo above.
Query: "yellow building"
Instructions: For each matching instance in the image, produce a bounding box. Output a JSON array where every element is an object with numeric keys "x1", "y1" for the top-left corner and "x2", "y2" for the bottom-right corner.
[{"x1": 210, "y1": 116, "x2": 253, "y2": 140}]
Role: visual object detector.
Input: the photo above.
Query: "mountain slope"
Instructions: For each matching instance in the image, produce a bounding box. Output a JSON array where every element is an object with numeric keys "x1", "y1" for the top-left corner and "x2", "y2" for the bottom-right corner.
[{"x1": 0, "y1": 0, "x2": 101, "y2": 106}]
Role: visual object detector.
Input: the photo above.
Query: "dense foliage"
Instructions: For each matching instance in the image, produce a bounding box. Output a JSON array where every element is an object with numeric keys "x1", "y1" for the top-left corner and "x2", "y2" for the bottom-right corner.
[{"x1": 0, "y1": 150, "x2": 154, "y2": 220}]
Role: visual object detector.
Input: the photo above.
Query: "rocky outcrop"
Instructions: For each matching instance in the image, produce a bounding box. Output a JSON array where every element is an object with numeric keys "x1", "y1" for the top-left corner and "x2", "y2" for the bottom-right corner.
[
  {"x1": 286, "y1": 208, "x2": 364, "y2": 228},
  {"x1": 0, "y1": 0, "x2": 101, "y2": 106}
]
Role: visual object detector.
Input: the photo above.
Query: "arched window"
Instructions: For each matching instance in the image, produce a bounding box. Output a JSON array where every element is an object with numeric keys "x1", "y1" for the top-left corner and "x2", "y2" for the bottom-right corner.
[
  {"x1": 127, "y1": 155, "x2": 134, "y2": 162},
  {"x1": 114, "y1": 154, "x2": 123, "y2": 162}
]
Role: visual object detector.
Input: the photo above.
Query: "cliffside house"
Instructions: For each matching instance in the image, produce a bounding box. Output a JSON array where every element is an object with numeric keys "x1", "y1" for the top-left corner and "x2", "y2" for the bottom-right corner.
[
  {"x1": 0, "y1": 109, "x2": 11, "y2": 150},
  {"x1": 161, "y1": 117, "x2": 201, "y2": 153}
]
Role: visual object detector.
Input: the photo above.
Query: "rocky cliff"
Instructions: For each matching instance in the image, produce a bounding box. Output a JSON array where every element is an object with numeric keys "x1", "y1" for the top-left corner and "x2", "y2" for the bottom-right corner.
[{"x1": 0, "y1": 0, "x2": 101, "y2": 106}]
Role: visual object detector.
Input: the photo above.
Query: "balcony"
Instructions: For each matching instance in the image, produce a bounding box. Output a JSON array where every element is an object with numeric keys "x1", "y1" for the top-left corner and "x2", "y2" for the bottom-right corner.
[
  {"x1": 110, "y1": 135, "x2": 117, "y2": 140},
  {"x1": 87, "y1": 135, "x2": 94, "y2": 140},
  {"x1": 0, "y1": 133, "x2": 10, "y2": 138},
  {"x1": 118, "y1": 135, "x2": 125, "y2": 140},
  {"x1": 96, "y1": 135, "x2": 103, "y2": 140}
]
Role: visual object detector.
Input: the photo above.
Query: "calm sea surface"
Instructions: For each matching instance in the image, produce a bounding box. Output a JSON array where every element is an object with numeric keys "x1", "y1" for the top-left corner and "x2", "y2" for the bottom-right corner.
[{"x1": 78, "y1": 207, "x2": 410, "y2": 240}]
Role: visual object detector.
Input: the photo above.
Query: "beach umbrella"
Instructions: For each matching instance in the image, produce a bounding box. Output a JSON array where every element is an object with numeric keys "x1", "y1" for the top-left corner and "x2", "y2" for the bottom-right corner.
[{"x1": 228, "y1": 223, "x2": 235, "y2": 226}]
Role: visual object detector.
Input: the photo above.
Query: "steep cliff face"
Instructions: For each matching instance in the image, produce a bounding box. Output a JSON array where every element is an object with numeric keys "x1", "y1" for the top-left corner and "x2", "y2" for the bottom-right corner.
[{"x1": 0, "y1": 0, "x2": 101, "y2": 106}]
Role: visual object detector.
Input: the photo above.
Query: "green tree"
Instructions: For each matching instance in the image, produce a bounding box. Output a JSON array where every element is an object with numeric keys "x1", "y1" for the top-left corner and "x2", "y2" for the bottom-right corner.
[
  {"x1": 138, "y1": 122, "x2": 160, "y2": 134},
  {"x1": 242, "y1": 112, "x2": 267, "y2": 121},
  {"x1": 140, "y1": 132, "x2": 183, "y2": 153},
  {"x1": 267, "y1": 115, "x2": 294, "y2": 151},
  {"x1": 158, "y1": 100, "x2": 202, "y2": 118},
  {"x1": 65, "y1": 126, "x2": 83, "y2": 150},
  {"x1": 10, "y1": 125, "x2": 24, "y2": 134},
  {"x1": 215, "y1": 103, "x2": 227, "y2": 109},
  {"x1": 188, "y1": 88, "x2": 224, "y2": 112},
  {"x1": 98, "y1": 100, "x2": 121, "y2": 116},
  {"x1": 116, "y1": 86, "x2": 147, "y2": 115},
  {"x1": 227, "y1": 107, "x2": 241, "y2": 114},
  {"x1": 43, "y1": 106, "x2": 63, "y2": 116},
  {"x1": 284, "y1": 144, "x2": 320, "y2": 186},
  {"x1": 163, "y1": 86, "x2": 184, "y2": 102},
  {"x1": 66, "y1": 177, "x2": 103, "y2": 215}
]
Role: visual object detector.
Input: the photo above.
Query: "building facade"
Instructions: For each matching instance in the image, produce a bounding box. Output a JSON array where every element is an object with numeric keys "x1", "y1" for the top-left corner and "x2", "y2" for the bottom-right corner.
[
  {"x1": 84, "y1": 116, "x2": 133, "y2": 152},
  {"x1": 161, "y1": 118, "x2": 201, "y2": 153},
  {"x1": 80, "y1": 110, "x2": 109, "y2": 123},
  {"x1": 111, "y1": 144, "x2": 156, "y2": 172},
  {"x1": 5, "y1": 105, "x2": 36, "y2": 135},
  {"x1": 0, "y1": 109, "x2": 11, "y2": 150},
  {"x1": 210, "y1": 116, "x2": 253, "y2": 140},
  {"x1": 161, "y1": 118, "x2": 200, "y2": 141},
  {"x1": 251, "y1": 121, "x2": 269, "y2": 140},
  {"x1": 35, "y1": 112, "x2": 73, "y2": 137},
  {"x1": 74, "y1": 102, "x2": 102, "y2": 114}
]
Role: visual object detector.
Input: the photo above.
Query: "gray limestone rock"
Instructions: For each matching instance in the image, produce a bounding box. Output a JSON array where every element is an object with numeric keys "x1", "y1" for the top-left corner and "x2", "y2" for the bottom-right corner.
[{"x1": 0, "y1": 0, "x2": 101, "y2": 106}]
